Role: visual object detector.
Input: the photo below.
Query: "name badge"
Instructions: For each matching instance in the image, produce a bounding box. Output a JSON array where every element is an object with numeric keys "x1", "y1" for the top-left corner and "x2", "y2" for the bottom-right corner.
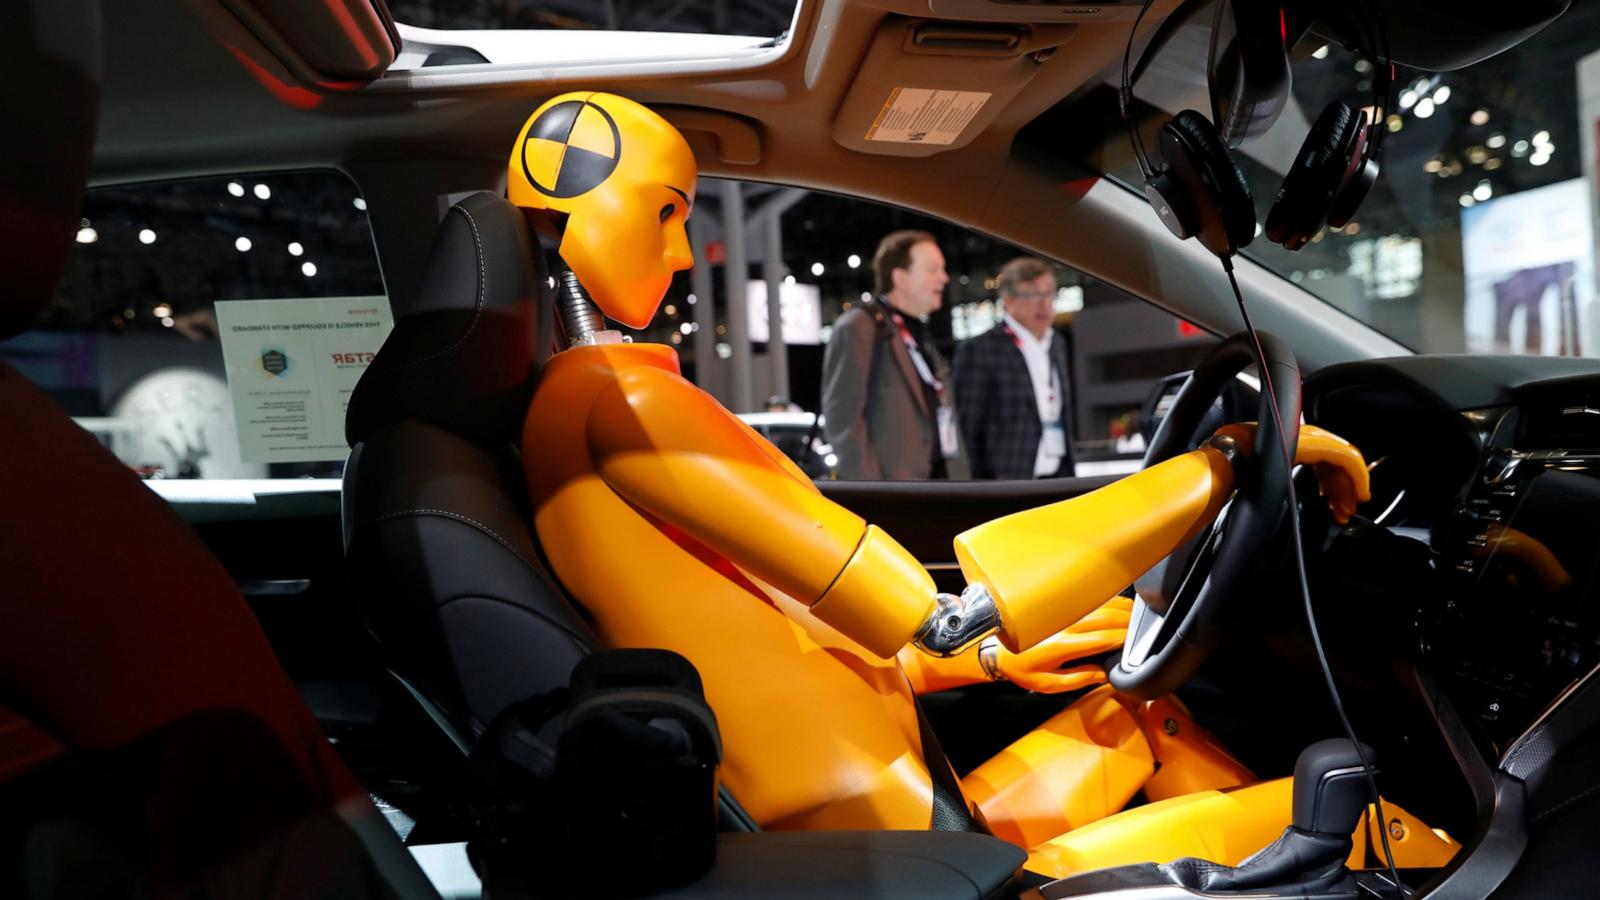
[
  {"x1": 1041, "y1": 423, "x2": 1067, "y2": 457},
  {"x1": 938, "y1": 406, "x2": 961, "y2": 459}
]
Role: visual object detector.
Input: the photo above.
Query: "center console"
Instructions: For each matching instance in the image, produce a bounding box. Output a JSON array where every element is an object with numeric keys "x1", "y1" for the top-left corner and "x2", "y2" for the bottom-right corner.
[{"x1": 1427, "y1": 395, "x2": 1600, "y2": 759}]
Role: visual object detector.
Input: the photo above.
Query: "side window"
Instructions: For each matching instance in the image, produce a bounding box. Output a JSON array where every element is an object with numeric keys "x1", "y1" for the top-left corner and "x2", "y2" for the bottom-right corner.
[
  {"x1": 2, "y1": 171, "x2": 387, "y2": 480},
  {"x1": 635, "y1": 179, "x2": 1216, "y2": 481}
]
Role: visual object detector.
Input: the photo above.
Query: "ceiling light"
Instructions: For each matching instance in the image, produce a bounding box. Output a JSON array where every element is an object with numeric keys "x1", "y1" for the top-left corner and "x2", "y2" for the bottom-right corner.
[
  {"x1": 1354, "y1": 59, "x2": 1374, "y2": 75},
  {"x1": 227, "y1": 182, "x2": 245, "y2": 198},
  {"x1": 353, "y1": 197, "x2": 368, "y2": 211},
  {"x1": 861, "y1": 291, "x2": 872, "y2": 302},
  {"x1": 1533, "y1": 130, "x2": 1551, "y2": 146},
  {"x1": 1398, "y1": 89, "x2": 1418, "y2": 110},
  {"x1": 670, "y1": 332, "x2": 682, "y2": 345},
  {"x1": 1423, "y1": 159, "x2": 1442, "y2": 173},
  {"x1": 679, "y1": 322, "x2": 692, "y2": 335},
  {"x1": 161, "y1": 316, "x2": 175, "y2": 328},
  {"x1": 287, "y1": 241, "x2": 304, "y2": 256},
  {"x1": 1473, "y1": 181, "x2": 1493, "y2": 201},
  {"x1": 235, "y1": 236, "x2": 252, "y2": 252},
  {"x1": 138, "y1": 228, "x2": 156, "y2": 245},
  {"x1": 301, "y1": 261, "x2": 317, "y2": 276},
  {"x1": 686, "y1": 293, "x2": 697, "y2": 305},
  {"x1": 1459, "y1": 193, "x2": 1475, "y2": 208},
  {"x1": 1487, "y1": 134, "x2": 1506, "y2": 149},
  {"x1": 253, "y1": 183, "x2": 271, "y2": 200},
  {"x1": 811, "y1": 262, "x2": 824, "y2": 277},
  {"x1": 76, "y1": 227, "x2": 97, "y2": 244},
  {"x1": 1484, "y1": 158, "x2": 1503, "y2": 171},
  {"x1": 1530, "y1": 152, "x2": 1551, "y2": 167},
  {"x1": 1387, "y1": 114, "x2": 1403, "y2": 133},
  {"x1": 847, "y1": 254, "x2": 861, "y2": 269},
  {"x1": 1312, "y1": 45, "x2": 1329, "y2": 59},
  {"x1": 153, "y1": 303, "x2": 172, "y2": 318},
  {"x1": 1432, "y1": 85, "x2": 1451, "y2": 104},
  {"x1": 1413, "y1": 98, "x2": 1435, "y2": 119},
  {"x1": 784, "y1": 274, "x2": 796, "y2": 284},
  {"x1": 1511, "y1": 140, "x2": 1530, "y2": 157},
  {"x1": 664, "y1": 304, "x2": 677, "y2": 316},
  {"x1": 715, "y1": 342, "x2": 732, "y2": 359},
  {"x1": 1467, "y1": 146, "x2": 1488, "y2": 165},
  {"x1": 1471, "y1": 109, "x2": 1490, "y2": 126}
]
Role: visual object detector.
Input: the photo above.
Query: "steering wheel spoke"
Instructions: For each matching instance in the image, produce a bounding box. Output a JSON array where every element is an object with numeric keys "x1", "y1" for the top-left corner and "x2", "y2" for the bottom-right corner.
[{"x1": 1110, "y1": 332, "x2": 1299, "y2": 700}]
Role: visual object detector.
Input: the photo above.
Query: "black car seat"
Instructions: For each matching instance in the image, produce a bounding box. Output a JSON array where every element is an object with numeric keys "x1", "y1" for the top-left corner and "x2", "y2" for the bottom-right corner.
[
  {"x1": 342, "y1": 192, "x2": 599, "y2": 761},
  {"x1": 0, "y1": 2, "x2": 435, "y2": 896}
]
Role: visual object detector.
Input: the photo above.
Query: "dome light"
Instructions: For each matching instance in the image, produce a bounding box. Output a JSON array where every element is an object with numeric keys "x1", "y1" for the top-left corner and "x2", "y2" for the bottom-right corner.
[
  {"x1": 76, "y1": 227, "x2": 98, "y2": 244},
  {"x1": 301, "y1": 261, "x2": 318, "y2": 277},
  {"x1": 1413, "y1": 98, "x2": 1435, "y2": 119},
  {"x1": 847, "y1": 254, "x2": 861, "y2": 269},
  {"x1": 138, "y1": 228, "x2": 156, "y2": 245},
  {"x1": 811, "y1": 262, "x2": 825, "y2": 277},
  {"x1": 227, "y1": 182, "x2": 245, "y2": 198},
  {"x1": 287, "y1": 241, "x2": 304, "y2": 257},
  {"x1": 253, "y1": 183, "x2": 271, "y2": 200},
  {"x1": 235, "y1": 236, "x2": 252, "y2": 252}
]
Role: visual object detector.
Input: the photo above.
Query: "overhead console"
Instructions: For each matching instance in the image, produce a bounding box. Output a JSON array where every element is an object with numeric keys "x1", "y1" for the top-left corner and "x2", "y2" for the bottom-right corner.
[{"x1": 830, "y1": 17, "x2": 1079, "y2": 157}]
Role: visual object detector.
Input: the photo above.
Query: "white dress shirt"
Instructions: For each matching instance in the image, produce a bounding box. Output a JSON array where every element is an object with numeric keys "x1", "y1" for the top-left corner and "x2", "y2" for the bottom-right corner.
[{"x1": 1003, "y1": 312, "x2": 1066, "y2": 477}]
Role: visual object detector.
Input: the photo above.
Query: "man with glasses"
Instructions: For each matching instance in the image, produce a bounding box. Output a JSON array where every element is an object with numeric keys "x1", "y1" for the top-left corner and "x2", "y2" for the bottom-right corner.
[{"x1": 952, "y1": 256, "x2": 1075, "y2": 480}]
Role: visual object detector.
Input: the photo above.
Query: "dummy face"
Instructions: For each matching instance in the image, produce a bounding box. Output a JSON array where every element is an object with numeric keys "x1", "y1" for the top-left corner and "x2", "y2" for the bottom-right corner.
[
  {"x1": 560, "y1": 177, "x2": 695, "y2": 329},
  {"x1": 1002, "y1": 272, "x2": 1057, "y2": 340},
  {"x1": 508, "y1": 92, "x2": 698, "y2": 330},
  {"x1": 889, "y1": 240, "x2": 949, "y2": 318}
]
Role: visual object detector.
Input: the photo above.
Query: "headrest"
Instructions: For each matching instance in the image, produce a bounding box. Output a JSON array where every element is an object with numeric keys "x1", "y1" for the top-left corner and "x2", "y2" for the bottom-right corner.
[
  {"x1": 346, "y1": 192, "x2": 554, "y2": 447},
  {"x1": 0, "y1": 0, "x2": 103, "y2": 339}
]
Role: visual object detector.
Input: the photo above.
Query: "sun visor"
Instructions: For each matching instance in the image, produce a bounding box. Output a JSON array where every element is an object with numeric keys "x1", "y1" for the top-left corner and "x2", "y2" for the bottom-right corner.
[
  {"x1": 216, "y1": 0, "x2": 400, "y2": 83},
  {"x1": 1298, "y1": 0, "x2": 1568, "y2": 73},
  {"x1": 831, "y1": 18, "x2": 1078, "y2": 158}
]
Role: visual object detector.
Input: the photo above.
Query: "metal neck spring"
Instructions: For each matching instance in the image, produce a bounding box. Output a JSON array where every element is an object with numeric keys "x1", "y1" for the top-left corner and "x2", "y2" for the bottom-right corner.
[{"x1": 557, "y1": 268, "x2": 606, "y2": 347}]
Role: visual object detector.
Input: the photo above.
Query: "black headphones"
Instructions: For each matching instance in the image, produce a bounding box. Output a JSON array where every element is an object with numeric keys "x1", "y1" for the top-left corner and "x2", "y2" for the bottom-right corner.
[{"x1": 1120, "y1": 0, "x2": 1391, "y2": 258}]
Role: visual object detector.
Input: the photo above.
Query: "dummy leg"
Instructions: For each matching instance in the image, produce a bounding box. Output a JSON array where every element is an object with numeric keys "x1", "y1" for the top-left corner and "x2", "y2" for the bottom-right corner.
[
  {"x1": 961, "y1": 686, "x2": 1154, "y2": 849},
  {"x1": 1133, "y1": 694, "x2": 1255, "y2": 801},
  {"x1": 1022, "y1": 778, "x2": 1460, "y2": 880},
  {"x1": 961, "y1": 687, "x2": 1257, "y2": 849}
]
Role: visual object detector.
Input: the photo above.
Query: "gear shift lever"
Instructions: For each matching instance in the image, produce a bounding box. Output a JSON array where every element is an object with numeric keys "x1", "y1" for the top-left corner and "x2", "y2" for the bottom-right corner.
[
  {"x1": 1158, "y1": 739, "x2": 1376, "y2": 895},
  {"x1": 1293, "y1": 739, "x2": 1374, "y2": 835}
]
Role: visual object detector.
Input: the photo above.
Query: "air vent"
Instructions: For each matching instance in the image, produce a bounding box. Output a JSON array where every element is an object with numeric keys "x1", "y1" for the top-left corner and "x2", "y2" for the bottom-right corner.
[
  {"x1": 1519, "y1": 389, "x2": 1600, "y2": 449},
  {"x1": 905, "y1": 23, "x2": 1029, "y2": 56}
]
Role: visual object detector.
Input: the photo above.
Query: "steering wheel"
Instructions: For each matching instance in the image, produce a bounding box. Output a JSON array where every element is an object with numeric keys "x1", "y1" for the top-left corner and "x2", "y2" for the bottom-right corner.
[{"x1": 1108, "y1": 331, "x2": 1300, "y2": 700}]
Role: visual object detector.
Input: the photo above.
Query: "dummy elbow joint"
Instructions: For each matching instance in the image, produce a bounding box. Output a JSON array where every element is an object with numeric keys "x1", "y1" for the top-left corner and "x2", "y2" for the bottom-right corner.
[{"x1": 912, "y1": 583, "x2": 1001, "y2": 657}]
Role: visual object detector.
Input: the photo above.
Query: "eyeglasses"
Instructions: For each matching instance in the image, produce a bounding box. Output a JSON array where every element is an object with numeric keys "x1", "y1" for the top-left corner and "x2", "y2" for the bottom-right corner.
[{"x1": 1007, "y1": 289, "x2": 1054, "y2": 303}]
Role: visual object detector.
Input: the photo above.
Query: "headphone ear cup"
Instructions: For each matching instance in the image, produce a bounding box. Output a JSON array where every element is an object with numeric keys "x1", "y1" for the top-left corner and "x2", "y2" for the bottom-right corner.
[
  {"x1": 1266, "y1": 102, "x2": 1360, "y2": 251},
  {"x1": 1159, "y1": 110, "x2": 1256, "y2": 258}
]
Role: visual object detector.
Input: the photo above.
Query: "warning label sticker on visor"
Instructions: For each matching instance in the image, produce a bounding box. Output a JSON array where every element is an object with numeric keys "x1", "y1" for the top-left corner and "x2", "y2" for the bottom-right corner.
[{"x1": 865, "y1": 88, "x2": 991, "y2": 145}]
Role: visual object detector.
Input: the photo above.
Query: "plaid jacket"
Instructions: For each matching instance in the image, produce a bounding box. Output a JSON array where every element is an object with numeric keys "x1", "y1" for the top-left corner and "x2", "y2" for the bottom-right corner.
[{"x1": 951, "y1": 324, "x2": 1075, "y2": 480}]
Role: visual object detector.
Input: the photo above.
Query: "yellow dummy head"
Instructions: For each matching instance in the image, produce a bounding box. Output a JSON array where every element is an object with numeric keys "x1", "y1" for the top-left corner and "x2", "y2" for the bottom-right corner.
[{"x1": 508, "y1": 92, "x2": 697, "y2": 330}]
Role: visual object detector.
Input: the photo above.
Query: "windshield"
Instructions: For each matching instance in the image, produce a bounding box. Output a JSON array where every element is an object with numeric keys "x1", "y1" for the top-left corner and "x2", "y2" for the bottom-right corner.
[
  {"x1": 387, "y1": 0, "x2": 796, "y2": 37},
  {"x1": 1111, "y1": 5, "x2": 1600, "y2": 356}
]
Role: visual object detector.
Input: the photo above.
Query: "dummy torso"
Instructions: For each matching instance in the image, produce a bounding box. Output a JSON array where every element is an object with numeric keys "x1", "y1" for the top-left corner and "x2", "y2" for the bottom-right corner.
[{"x1": 523, "y1": 341, "x2": 942, "y2": 830}]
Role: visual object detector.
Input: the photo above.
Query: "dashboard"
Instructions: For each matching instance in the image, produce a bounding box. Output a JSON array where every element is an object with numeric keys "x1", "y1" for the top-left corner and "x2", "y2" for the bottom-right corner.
[{"x1": 1307, "y1": 355, "x2": 1600, "y2": 768}]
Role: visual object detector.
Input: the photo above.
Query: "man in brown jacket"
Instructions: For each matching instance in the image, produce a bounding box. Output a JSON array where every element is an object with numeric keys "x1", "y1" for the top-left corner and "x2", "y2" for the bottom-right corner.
[{"x1": 821, "y1": 230, "x2": 969, "y2": 480}]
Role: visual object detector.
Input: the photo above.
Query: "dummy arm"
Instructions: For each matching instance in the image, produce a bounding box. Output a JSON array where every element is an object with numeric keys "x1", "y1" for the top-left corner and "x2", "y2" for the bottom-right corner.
[{"x1": 943, "y1": 423, "x2": 1371, "y2": 657}]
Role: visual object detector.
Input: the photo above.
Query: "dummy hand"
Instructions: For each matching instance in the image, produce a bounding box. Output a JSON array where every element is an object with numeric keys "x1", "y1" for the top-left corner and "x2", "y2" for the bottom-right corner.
[
  {"x1": 1212, "y1": 422, "x2": 1371, "y2": 524},
  {"x1": 981, "y1": 595, "x2": 1132, "y2": 692}
]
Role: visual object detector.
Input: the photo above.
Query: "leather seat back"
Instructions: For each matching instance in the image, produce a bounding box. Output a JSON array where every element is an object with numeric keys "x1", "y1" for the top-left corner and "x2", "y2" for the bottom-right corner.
[{"x1": 343, "y1": 192, "x2": 596, "y2": 745}]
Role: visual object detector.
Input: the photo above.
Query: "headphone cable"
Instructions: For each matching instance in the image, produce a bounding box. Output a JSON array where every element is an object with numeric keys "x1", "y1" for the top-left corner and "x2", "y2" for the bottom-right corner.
[{"x1": 1219, "y1": 255, "x2": 1406, "y2": 896}]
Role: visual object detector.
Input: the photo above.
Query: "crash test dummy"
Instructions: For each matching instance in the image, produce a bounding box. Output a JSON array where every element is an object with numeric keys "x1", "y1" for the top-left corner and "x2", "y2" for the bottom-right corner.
[{"x1": 514, "y1": 92, "x2": 1450, "y2": 877}]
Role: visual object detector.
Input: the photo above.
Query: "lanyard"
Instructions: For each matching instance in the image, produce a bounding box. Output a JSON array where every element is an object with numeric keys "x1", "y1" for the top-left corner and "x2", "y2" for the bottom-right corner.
[{"x1": 890, "y1": 311, "x2": 944, "y2": 394}]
